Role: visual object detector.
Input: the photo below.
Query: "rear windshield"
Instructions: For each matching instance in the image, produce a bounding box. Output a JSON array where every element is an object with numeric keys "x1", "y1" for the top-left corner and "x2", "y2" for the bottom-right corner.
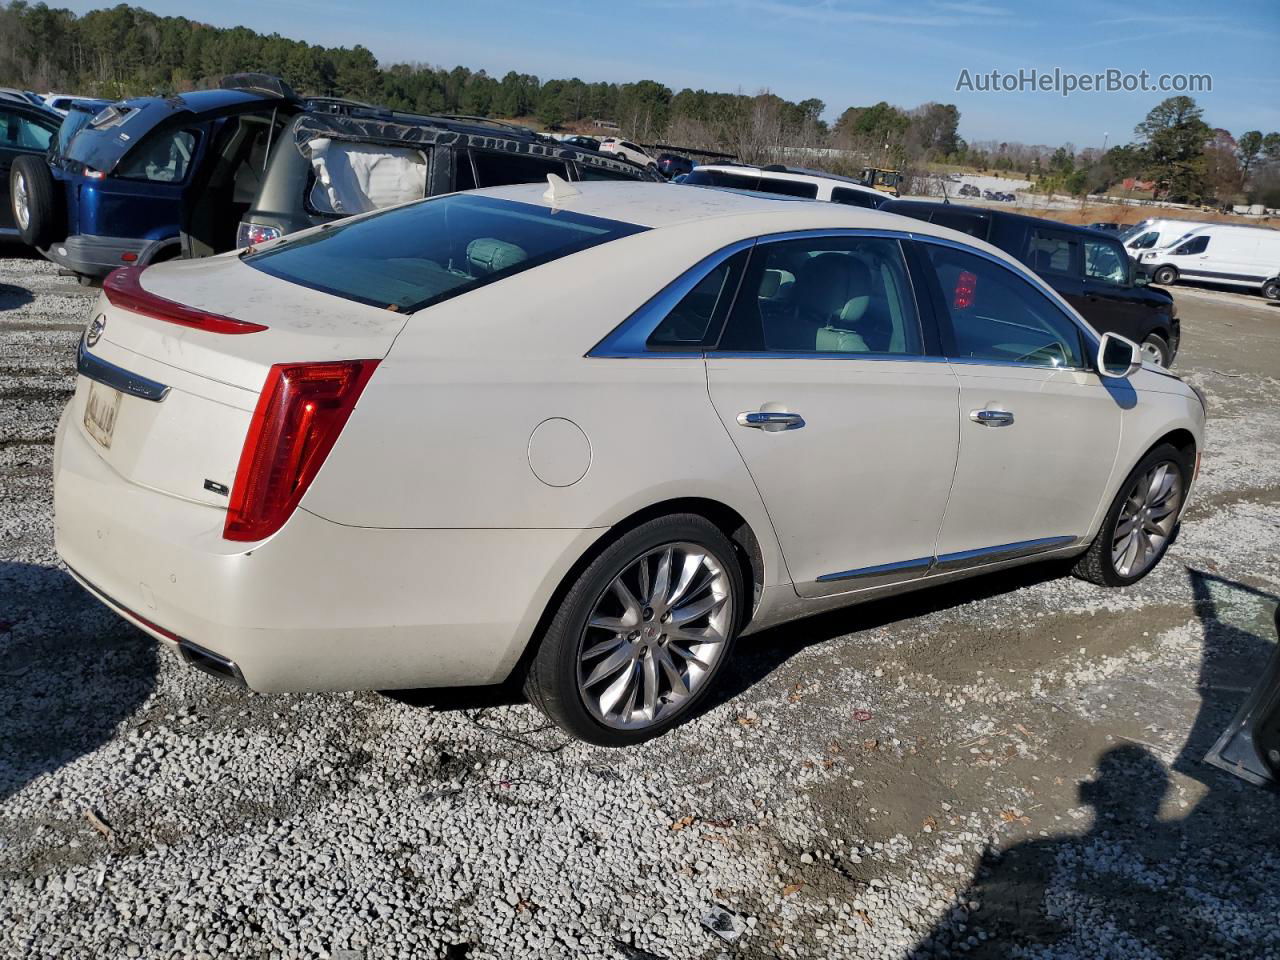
[{"x1": 246, "y1": 193, "x2": 647, "y2": 312}]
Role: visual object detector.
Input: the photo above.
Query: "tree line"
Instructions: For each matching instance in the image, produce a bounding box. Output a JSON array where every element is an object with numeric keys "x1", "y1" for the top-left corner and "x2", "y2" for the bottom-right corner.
[{"x1": 0, "y1": 1, "x2": 959, "y2": 175}]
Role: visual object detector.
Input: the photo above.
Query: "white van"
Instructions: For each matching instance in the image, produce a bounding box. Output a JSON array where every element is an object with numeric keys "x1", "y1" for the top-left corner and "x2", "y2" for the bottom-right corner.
[
  {"x1": 1135, "y1": 223, "x2": 1280, "y2": 296},
  {"x1": 1120, "y1": 218, "x2": 1217, "y2": 255},
  {"x1": 683, "y1": 163, "x2": 888, "y2": 208}
]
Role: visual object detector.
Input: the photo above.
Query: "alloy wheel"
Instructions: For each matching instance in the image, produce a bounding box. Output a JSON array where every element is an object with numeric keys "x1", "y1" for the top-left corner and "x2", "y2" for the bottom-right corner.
[
  {"x1": 13, "y1": 171, "x2": 30, "y2": 231},
  {"x1": 1111, "y1": 461, "x2": 1183, "y2": 578},
  {"x1": 1140, "y1": 339, "x2": 1167, "y2": 367},
  {"x1": 577, "y1": 542, "x2": 733, "y2": 730}
]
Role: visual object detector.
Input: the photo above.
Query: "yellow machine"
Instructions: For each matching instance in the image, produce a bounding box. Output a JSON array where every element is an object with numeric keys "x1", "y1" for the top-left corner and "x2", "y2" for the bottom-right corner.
[{"x1": 860, "y1": 167, "x2": 903, "y2": 197}]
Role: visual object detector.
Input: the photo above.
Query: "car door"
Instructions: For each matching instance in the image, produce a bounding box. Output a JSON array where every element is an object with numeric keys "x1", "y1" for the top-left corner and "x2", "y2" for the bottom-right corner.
[
  {"x1": 1081, "y1": 235, "x2": 1154, "y2": 343},
  {"x1": 912, "y1": 239, "x2": 1122, "y2": 566},
  {"x1": 0, "y1": 106, "x2": 57, "y2": 231},
  {"x1": 704, "y1": 232, "x2": 960, "y2": 597}
]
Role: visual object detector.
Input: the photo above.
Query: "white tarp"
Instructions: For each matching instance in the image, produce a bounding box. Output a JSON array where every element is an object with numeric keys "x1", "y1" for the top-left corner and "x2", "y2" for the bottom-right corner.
[{"x1": 307, "y1": 138, "x2": 428, "y2": 215}]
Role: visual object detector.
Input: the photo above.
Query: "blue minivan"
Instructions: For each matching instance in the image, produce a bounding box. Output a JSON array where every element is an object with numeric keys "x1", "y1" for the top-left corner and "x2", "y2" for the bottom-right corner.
[{"x1": 10, "y1": 75, "x2": 301, "y2": 279}]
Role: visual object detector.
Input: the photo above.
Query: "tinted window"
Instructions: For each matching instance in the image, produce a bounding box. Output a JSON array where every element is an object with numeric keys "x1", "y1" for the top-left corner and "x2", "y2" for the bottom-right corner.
[
  {"x1": 1128, "y1": 230, "x2": 1159, "y2": 249},
  {"x1": 830, "y1": 187, "x2": 881, "y2": 209},
  {"x1": 685, "y1": 169, "x2": 762, "y2": 192},
  {"x1": 646, "y1": 251, "x2": 746, "y2": 349},
  {"x1": 577, "y1": 162, "x2": 639, "y2": 181},
  {"x1": 928, "y1": 209, "x2": 988, "y2": 240},
  {"x1": 470, "y1": 149, "x2": 570, "y2": 188},
  {"x1": 1084, "y1": 239, "x2": 1129, "y2": 284},
  {"x1": 1028, "y1": 229, "x2": 1079, "y2": 276},
  {"x1": 923, "y1": 243, "x2": 1084, "y2": 368},
  {"x1": 720, "y1": 236, "x2": 922, "y2": 355},
  {"x1": 0, "y1": 110, "x2": 54, "y2": 150},
  {"x1": 116, "y1": 128, "x2": 197, "y2": 182},
  {"x1": 247, "y1": 193, "x2": 646, "y2": 312},
  {"x1": 754, "y1": 176, "x2": 818, "y2": 199},
  {"x1": 1175, "y1": 235, "x2": 1209, "y2": 255}
]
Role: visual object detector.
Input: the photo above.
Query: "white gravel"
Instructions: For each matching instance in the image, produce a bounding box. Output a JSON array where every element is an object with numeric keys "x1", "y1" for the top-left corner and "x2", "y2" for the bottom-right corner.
[{"x1": 2, "y1": 253, "x2": 1278, "y2": 959}]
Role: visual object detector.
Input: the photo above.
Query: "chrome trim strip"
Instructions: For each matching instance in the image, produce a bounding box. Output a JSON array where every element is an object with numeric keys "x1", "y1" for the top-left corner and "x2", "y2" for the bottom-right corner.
[
  {"x1": 932, "y1": 535, "x2": 1077, "y2": 572},
  {"x1": 587, "y1": 237, "x2": 756, "y2": 358},
  {"x1": 76, "y1": 337, "x2": 171, "y2": 402},
  {"x1": 816, "y1": 556, "x2": 933, "y2": 583},
  {"x1": 706, "y1": 351, "x2": 948, "y2": 363}
]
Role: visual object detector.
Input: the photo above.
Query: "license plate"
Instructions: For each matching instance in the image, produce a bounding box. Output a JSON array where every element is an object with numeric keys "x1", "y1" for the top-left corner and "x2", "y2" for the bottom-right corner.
[{"x1": 84, "y1": 381, "x2": 123, "y2": 449}]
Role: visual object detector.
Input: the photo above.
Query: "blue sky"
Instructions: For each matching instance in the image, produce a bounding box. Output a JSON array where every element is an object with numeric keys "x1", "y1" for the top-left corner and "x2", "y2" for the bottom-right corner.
[{"x1": 67, "y1": 0, "x2": 1279, "y2": 146}]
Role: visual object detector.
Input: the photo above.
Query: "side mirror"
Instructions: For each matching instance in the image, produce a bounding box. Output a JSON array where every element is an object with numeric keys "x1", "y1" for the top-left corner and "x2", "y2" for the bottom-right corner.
[{"x1": 1097, "y1": 332, "x2": 1142, "y2": 378}]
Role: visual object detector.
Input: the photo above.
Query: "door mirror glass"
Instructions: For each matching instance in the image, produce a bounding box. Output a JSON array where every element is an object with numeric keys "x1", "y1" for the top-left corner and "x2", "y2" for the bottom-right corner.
[{"x1": 1097, "y1": 332, "x2": 1142, "y2": 378}]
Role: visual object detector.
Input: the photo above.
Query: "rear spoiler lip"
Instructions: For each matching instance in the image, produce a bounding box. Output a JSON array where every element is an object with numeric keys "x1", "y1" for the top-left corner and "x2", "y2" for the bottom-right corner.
[{"x1": 103, "y1": 267, "x2": 268, "y2": 335}]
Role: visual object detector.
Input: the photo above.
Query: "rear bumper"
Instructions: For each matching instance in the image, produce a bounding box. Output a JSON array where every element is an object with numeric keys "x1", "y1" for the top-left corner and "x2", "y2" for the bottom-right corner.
[
  {"x1": 54, "y1": 403, "x2": 601, "y2": 692},
  {"x1": 42, "y1": 234, "x2": 172, "y2": 278}
]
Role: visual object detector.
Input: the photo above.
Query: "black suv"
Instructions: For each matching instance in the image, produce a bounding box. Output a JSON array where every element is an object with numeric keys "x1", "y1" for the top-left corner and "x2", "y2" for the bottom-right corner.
[
  {"x1": 236, "y1": 111, "x2": 659, "y2": 249},
  {"x1": 880, "y1": 200, "x2": 1179, "y2": 366}
]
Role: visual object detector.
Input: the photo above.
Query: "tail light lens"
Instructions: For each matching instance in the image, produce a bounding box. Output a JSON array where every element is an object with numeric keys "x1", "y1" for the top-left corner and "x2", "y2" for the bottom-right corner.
[
  {"x1": 953, "y1": 270, "x2": 977, "y2": 309},
  {"x1": 104, "y1": 267, "x2": 267, "y2": 335},
  {"x1": 224, "y1": 360, "x2": 379, "y2": 542},
  {"x1": 236, "y1": 222, "x2": 283, "y2": 249}
]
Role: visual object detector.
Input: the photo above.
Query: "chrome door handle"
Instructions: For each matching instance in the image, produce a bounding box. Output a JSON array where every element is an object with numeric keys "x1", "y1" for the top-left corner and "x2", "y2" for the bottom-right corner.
[
  {"x1": 970, "y1": 408, "x2": 1014, "y2": 426},
  {"x1": 737, "y1": 410, "x2": 805, "y2": 431}
]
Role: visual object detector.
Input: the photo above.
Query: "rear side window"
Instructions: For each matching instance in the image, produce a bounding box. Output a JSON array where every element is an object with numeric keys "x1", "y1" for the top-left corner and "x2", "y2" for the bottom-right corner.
[
  {"x1": 754, "y1": 177, "x2": 818, "y2": 199},
  {"x1": 1028, "y1": 229, "x2": 1080, "y2": 277},
  {"x1": 117, "y1": 128, "x2": 197, "y2": 183},
  {"x1": 927, "y1": 209, "x2": 988, "y2": 240},
  {"x1": 646, "y1": 251, "x2": 747, "y2": 349},
  {"x1": 0, "y1": 110, "x2": 54, "y2": 150},
  {"x1": 469, "y1": 149, "x2": 570, "y2": 188},
  {"x1": 1175, "y1": 235, "x2": 1209, "y2": 255},
  {"x1": 577, "y1": 163, "x2": 639, "y2": 181},
  {"x1": 685, "y1": 169, "x2": 762, "y2": 192},
  {"x1": 922, "y1": 243, "x2": 1085, "y2": 369},
  {"x1": 246, "y1": 193, "x2": 647, "y2": 312},
  {"x1": 830, "y1": 187, "x2": 880, "y2": 208}
]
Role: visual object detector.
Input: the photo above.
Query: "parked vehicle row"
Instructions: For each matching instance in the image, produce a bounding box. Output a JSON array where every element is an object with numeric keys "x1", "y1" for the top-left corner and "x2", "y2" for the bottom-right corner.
[
  {"x1": 56, "y1": 182, "x2": 1204, "y2": 744},
  {"x1": 8, "y1": 75, "x2": 660, "y2": 281},
  {"x1": 1132, "y1": 222, "x2": 1280, "y2": 300},
  {"x1": 878, "y1": 199, "x2": 1181, "y2": 367}
]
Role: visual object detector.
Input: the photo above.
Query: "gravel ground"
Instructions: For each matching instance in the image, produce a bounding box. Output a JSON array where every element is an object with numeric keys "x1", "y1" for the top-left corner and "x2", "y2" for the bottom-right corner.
[{"x1": 1, "y1": 251, "x2": 1278, "y2": 960}]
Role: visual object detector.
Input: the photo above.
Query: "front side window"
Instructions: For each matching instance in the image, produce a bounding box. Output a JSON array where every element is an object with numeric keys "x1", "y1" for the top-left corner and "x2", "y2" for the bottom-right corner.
[
  {"x1": 0, "y1": 110, "x2": 54, "y2": 150},
  {"x1": 1084, "y1": 239, "x2": 1129, "y2": 284},
  {"x1": 1175, "y1": 235, "x2": 1209, "y2": 255},
  {"x1": 1028, "y1": 229, "x2": 1079, "y2": 277},
  {"x1": 116, "y1": 128, "x2": 197, "y2": 182},
  {"x1": 577, "y1": 162, "x2": 638, "y2": 182},
  {"x1": 1128, "y1": 230, "x2": 1159, "y2": 250},
  {"x1": 923, "y1": 243, "x2": 1085, "y2": 369},
  {"x1": 246, "y1": 193, "x2": 646, "y2": 312},
  {"x1": 719, "y1": 235, "x2": 922, "y2": 355}
]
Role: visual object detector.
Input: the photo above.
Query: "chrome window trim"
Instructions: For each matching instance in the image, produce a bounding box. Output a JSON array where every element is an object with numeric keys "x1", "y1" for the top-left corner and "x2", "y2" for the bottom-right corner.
[
  {"x1": 587, "y1": 238, "x2": 755, "y2": 358},
  {"x1": 910, "y1": 233, "x2": 1102, "y2": 369},
  {"x1": 705, "y1": 351, "x2": 948, "y2": 363},
  {"x1": 76, "y1": 337, "x2": 170, "y2": 402}
]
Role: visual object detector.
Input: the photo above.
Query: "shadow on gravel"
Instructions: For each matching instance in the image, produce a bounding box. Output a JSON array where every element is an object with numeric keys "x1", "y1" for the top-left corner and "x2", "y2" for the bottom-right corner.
[
  {"x1": 0, "y1": 282, "x2": 34, "y2": 311},
  {"x1": 0, "y1": 561, "x2": 157, "y2": 803},
  {"x1": 704, "y1": 558, "x2": 1076, "y2": 718},
  {"x1": 907, "y1": 568, "x2": 1280, "y2": 959}
]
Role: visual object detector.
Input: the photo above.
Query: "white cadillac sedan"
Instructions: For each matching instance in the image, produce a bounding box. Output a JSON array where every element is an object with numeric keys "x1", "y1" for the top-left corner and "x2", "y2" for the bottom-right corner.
[{"x1": 54, "y1": 181, "x2": 1205, "y2": 745}]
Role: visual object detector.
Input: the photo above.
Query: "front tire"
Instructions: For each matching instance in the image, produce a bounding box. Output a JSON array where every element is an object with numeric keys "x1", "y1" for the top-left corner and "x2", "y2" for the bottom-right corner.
[
  {"x1": 1152, "y1": 265, "x2": 1178, "y2": 286},
  {"x1": 1073, "y1": 443, "x2": 1189, "y2": 587},
  {"x1": 524, "y1": 514, "x2": 744, "y2": 746},
  {"x1": 1263, "y1": 278, "x2": 1280, "y2": 301},
  {"x1": 1140, "y1": 333, "x2": 1171, "y2": 367}
]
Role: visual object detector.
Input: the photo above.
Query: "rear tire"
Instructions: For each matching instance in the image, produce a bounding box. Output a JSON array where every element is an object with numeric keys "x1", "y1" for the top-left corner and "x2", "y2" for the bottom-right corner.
[
  {"x1": 1140, "y1": 333, "x2": 1171, "y2": 367},
  {"x1": 524, "y1": 514, "x2": 744, "y2": 746},
  {"x1": 1152, "y1": 265, "x2": 1178, "y2": 286},
  {"x1": 10, "y1": 155, "x2": 62, "y2": 249},
  {"x1": 1073, "y1": 443, "x2": 1190, "y2": 587}
]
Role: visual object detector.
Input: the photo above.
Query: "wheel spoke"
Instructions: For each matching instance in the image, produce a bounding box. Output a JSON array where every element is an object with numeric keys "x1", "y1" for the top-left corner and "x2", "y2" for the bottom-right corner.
[
  {"x1": 583, "y1": 644, "x2": 635, "y2": 688},
  {"x1": 611, "y1": 577, "x2": 643, "y2": 622},
  {"x1": 650, "y1": 547, "x2": 673, "y2": 606},
  {"x1": 598, "y1": 659, "x2": 639, "y2": 717},
  {"x1": 641, "y1": 648, "x2": 659, "y2": 719},
  {"x1": 667, "y1": 552, "x2": 706, "y2": 608},
  {"x1": 588, "y1": 615, "x2": 630, "y2": 633},
  {"x1": 670, "y1": 591, "x2": 725, "y2": 626},
  {"x1": 655, "y1": 645, "x2": 690, "y2": 699}
]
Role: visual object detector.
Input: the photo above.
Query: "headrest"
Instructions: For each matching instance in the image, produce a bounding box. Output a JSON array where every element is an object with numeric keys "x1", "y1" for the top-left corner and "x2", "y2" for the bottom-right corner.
[{"x1": 467, "y1": 238, "x2": 527, "y2": 275}]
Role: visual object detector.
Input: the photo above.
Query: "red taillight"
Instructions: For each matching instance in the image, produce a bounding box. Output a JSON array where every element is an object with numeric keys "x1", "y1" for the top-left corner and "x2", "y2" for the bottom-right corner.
[
  {"x1": 223, "y1": 360, "x2": 379, "y2": 542},
  {"x1": 103, "y1": 267, "x2": 268, "y2": 335},
  {"x1": 953, "y1": 270, "x2": 977, "y2": 309}
]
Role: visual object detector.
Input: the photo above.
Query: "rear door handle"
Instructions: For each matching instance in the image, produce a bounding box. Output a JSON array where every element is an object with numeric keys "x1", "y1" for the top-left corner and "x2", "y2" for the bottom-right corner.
[
  {"x1": 737, "y1": 410, "x2": 805, "y2": 431},
  {"x1": 970, "y1": 408, "x2": 1014, "y2": 426}
]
